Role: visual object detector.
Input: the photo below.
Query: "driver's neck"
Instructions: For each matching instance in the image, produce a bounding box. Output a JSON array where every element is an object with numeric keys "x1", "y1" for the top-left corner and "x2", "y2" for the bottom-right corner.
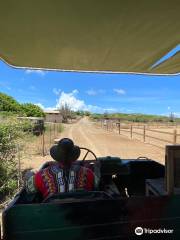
[{"x1": 58, "y1": 161, "x2": 73, "y2": 170}]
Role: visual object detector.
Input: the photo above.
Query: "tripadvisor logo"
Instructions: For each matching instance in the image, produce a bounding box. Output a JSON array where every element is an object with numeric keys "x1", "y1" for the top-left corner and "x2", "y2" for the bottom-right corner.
[
  {"x1": 135, "y1": 227, "x2": 174, "y2": 235},
  {"x1": 135, "y1": 227, "x2": 143, "y2": 236}
]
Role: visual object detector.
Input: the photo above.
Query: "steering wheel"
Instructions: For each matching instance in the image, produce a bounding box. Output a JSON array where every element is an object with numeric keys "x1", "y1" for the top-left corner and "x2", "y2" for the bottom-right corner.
[
  {"x1": 80, "y1": 147, "x2": 97, "y2": 162},
  {"x1": 40, "y1": 147, "x2": 97, "y2": 170},
  {"x1": 43, "y1": 191, "x2": 113, "y2": 203}
]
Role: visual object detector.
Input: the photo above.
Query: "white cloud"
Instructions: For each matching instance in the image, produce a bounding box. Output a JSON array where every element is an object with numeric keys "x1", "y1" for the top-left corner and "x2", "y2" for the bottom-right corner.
[
  {"x1": 35, "y1": 103, "x2": 55, "y2": 111},
  {"x1": 104, "y1": 108, "x2": 117, "y2": 112},
  {"x1": 55, "y1": 90, "x2": 86, "y2": 111},
  {"x1": 167, "y1": 106, "x2": 171, "y2": 110},
  {"x1": 54, "y1": 90, "x2": 116, "y2": 113},
  {"x1": 36, "y1": 90, "x2": 117, "y2": 114},
  {"x1": 25, "y1": 69, "x2": 45, "y2": 76},
  {"x1": 53, "y1": 88, "x2": 61, "y2": 95},
  {"x1": 35, "y1": 103, "x2": 45, "y2": 110},
  {"x1": 72, "y1": 89, "x2": 79, "y2": 95},
  {"x1": 86, "y1": 89, "x2": 106, "y2": 96},
  {"x1": 174, "y1": 113, "x2": 180, "y2": 118},
  {"x1": 86, "y1": 89, "x2": 97, "y2": 96},
  {"x1": 113, "y1": 88, "x2": 126, "y2": 95}
]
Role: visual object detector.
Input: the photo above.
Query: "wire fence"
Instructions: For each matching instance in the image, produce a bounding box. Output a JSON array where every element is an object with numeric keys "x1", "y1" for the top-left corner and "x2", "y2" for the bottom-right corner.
[
  {"x1": 18, "y1": 121, "x2": 63, "y2": 169},
  {"x1": 0, "y1": 122, "x2": 63, "y2": 207}
]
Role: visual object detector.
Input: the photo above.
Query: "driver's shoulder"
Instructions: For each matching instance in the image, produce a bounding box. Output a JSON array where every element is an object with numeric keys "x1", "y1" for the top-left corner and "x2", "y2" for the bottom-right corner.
[
  {"x1": 37, "y1": 161, "x2": 60, "y2": 175},
  {"x1": 79, "y1": 165, "x2": 94, "y2": 176}
]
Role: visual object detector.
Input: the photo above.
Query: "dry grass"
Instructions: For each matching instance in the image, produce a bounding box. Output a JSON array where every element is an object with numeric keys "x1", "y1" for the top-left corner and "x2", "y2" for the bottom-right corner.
[{"x1": 19, "y1": 123, "x2": 63, "y2": 171}]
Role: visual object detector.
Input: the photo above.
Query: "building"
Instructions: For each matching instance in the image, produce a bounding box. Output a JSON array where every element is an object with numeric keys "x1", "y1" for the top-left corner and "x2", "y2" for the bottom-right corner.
[{"x1": 44, "y1": 110, "x2": 63, "y2": 123}]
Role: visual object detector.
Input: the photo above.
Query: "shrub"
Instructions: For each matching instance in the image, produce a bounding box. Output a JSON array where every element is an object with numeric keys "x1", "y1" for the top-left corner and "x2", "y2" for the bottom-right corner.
[
  {"x1": 0, "y1": 121, "x2": 25, "y2": 201},
  {"x1": 21, "y1": 103, "x2": 45, "y2": 117},
  {"x1": 0, "y1": 92, "x2": 21, "y2": 113}
]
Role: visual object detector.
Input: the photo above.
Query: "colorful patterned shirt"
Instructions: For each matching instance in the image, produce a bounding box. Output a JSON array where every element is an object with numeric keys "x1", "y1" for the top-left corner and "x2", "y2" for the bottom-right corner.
[{"x1": 26, "y1": 162, "x2": 95, "y2": 199}]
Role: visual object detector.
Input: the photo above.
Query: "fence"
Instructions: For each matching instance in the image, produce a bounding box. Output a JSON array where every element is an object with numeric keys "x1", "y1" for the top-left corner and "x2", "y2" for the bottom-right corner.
[
  {"x1": 99, "y1": 119, "x2": 180, "y2": 149},
  {"x1": 0, "y1": 122, "x2": 63, "y2": 207},
  {"x1": 18, "y1": 122, "x2": 63, "y2": 170}
]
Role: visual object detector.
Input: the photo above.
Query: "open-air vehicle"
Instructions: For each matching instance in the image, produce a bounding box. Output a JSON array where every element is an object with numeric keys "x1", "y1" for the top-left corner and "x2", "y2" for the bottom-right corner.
[
  {"x1": 2, "y1": 146, "x2": 180, "y2": 239},
  {"x1": 0, "y1": 0, "x2": 180, "y2": 239},
  {"x1": 0, "y1": 149, "x2": 169, "y2": 239}
]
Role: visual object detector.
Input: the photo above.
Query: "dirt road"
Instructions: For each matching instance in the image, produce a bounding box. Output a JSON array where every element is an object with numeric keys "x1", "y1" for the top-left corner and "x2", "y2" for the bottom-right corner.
[
  {"x1": 25, "y1": 117, "x2": 165, "y2": 170},
  {"x1": 57, "y1": 117, "x2": 165, "y2": 164}
]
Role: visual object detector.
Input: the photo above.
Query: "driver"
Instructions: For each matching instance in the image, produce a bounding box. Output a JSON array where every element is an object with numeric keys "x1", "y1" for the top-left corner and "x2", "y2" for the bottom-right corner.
[{"x1": 25, "y1": 138, "x2": 95, "y2": 200}]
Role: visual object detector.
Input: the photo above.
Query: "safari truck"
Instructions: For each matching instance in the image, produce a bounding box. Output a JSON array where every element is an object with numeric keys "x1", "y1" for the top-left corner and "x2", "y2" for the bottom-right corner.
[
  {"x1": 0, "y1": 0, "x2": 180, "y2": 239},
  {"x1": 2, "y1": 146, "x2": 180, "y2": 239}
]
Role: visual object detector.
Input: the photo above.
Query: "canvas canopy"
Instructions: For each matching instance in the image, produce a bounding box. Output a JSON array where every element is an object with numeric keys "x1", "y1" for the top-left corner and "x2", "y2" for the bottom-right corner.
[{"x1": 0, "y1": 0, "x2": 179, "y2": 74}]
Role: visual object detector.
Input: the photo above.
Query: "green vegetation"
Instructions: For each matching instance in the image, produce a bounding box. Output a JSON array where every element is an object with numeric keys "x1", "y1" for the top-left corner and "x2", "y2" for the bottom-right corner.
[
  {"x1": 91, "y1": 112, "x2": 180, "y2": 123},
  {"x1": 0, "y1": 92, "x2": 44, "y2": 117},
  {"x1": 0, "y1": 92, "x2": 45, "y2": 202},
  {"x1": 76, "y1": 111, "x2": 91, "y2": 116},
  {"x1": 0, "y1": 92, "x2": 21, "y2": 113},
  {"x1": 0, "y1": 120, "x2": 27, "y2": 202},
  {"x1": 21, "y1": 103, "x2": 45, "y2": 117}
]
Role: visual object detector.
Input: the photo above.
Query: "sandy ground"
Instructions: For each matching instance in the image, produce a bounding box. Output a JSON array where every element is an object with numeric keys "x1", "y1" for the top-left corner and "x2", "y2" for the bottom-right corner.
[
  {"x1": 56, "y1": 117, "x2": 165, "y2": 164},
  {"x1": 21, "y1": 117, "x2": 166, "y2": 170}
]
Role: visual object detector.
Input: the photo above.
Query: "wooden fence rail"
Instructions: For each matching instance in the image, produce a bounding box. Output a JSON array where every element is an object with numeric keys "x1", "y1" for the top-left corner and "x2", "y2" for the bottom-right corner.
[{"x1": 100, "y1": 119, "x2": 180, "y2": 148}]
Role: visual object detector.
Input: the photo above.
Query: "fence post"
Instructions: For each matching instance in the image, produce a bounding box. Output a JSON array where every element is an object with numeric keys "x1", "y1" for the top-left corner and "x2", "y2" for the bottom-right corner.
[
  {"x1": 118, "y1": 120, "x2": 121, "y2": 134},
  {"x1": 54, "y1": 123, "x2": 56, "y2": 138},
  {"x1": 143, "y1": 125, "x2": 146, "y2": 142},
  {"x1": 173, "y1": 129, "x2": 177, "y2": 144},
  {"x1": 130, "y1": 125, "x2": 133, "y2": 139},
  {"x1": 42, "y1": 130, "x2": 45, "y2": 156},
  {"x1": 49, "y1": 124, "x2": 52, "y2": 145}
]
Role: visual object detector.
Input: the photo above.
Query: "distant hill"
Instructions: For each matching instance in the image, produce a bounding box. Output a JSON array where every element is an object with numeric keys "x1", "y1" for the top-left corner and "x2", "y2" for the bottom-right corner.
[{"x1": 91, "y1": 112, "x2": 179, "y2": 123}]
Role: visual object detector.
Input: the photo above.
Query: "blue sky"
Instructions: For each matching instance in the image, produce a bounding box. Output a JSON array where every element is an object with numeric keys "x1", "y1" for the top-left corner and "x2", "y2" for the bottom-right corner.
[
  {"x1": 0, "y1": 60, "x2": 180, "y2": 116},
  {"x1": 151, "y1": 44, "x2": 180, "y2": 69}
]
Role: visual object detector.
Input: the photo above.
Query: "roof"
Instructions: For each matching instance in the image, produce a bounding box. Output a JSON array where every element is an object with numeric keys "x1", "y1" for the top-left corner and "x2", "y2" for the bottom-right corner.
[
  {"x1": 17, "y1": 117, "x2": 44, "y2": 120},
  {"x1": 44, "y1": 110, "x2": 60, "y2": 114},
  {"x1": 0, "y1": 0, "x2": 179, "y2": 74}
]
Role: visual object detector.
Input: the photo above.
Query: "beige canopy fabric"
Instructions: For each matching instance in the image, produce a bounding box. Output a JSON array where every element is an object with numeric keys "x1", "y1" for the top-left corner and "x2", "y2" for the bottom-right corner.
[{"x1": 0, "y1": 0, "x2": 179, "y2": 74}]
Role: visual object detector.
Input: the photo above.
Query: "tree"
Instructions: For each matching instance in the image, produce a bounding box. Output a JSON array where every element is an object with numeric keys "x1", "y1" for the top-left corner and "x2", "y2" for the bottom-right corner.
[
  {"x1": 169, "y1": 112, "x2": 175, "y2": 122},
  {"x1": 103, "y1": 111, "x2": 109, "y2": 119},
  {"x1": 59, "y1": 104, "x2": 72, "y2": 123},
  {"x1": 21, "y1": 103, "x2": 45, "y2": 117},
  {"x1": 0, "y1": 92, "x2": 21, "y2": 112}
]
